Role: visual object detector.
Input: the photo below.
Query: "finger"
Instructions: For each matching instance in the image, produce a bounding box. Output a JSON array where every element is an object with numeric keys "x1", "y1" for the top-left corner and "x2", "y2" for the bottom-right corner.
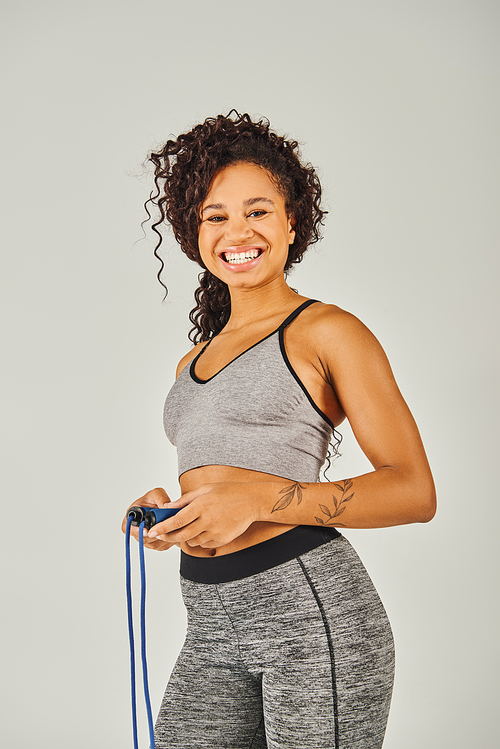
[
  {"x1": 143, "y1": 538, "x2": 173, "y2": 551},
  {"x1": 153, "y1": 518, "x2": 205, "y2": 545},
  {"x1": 167, "y1": 495, "x2": 196, "y2": 509},
  {"x1": 140, "y1": 486, "x2": 172, "y2": 508},
  {"x1": 168, "y1": 484, "x2": 215, "y2": 509},
  {"x1": 185, "y1": 531, "x2": 214, "y2": 548},
  {"x1": 167, "y1": 489, "x2": 205, "y2": 509},
  {"x1": 148, "y1": 505, "x2": 198, "y2": 539},
  {"x1": 197, "y1": 537, "x2": 218, "y2": 549}
]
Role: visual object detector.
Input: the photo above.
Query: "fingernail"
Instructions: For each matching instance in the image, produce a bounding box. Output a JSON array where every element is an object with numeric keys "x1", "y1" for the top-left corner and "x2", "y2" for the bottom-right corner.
[{"x1": 149, "y1": 531, "x2": 158, "y2": 538}]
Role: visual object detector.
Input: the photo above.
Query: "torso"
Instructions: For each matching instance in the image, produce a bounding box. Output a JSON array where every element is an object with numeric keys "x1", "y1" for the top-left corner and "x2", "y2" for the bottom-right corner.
[{"x1": 176, "y1": 298, "x2": 346, "y2": 558}]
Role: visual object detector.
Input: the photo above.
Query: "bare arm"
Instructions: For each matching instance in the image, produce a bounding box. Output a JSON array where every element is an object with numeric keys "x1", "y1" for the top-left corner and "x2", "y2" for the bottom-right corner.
[{"x1": 270, "y1": 306, "x2": 437, "y2": 528}]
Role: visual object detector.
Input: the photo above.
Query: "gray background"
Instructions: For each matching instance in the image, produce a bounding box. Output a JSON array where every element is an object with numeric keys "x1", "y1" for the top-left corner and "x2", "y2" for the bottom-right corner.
[{"x1": 1, "y1": 1, "x2": 498, "y2": 746}]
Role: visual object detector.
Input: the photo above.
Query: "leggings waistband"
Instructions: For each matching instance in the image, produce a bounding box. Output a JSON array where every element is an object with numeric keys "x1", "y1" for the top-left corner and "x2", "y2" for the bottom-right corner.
[{"x1": 180, "y1": 525, "x2": 341, "y2": 584}]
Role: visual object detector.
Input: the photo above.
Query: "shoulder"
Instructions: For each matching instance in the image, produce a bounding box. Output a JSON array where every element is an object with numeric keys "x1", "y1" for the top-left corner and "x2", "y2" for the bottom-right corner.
[
  {"x1": 298, "y1": 302, "x2": 393, "y2": 381},
  {"x1": 302, "y1": 302, "x2": 382, "y2": 352},
  {"x1": 175, "y1": 341, "x2": 208, "y2": 378},
  {"x1": 305, "y1": 301, "x2": 363, "y2": 329}
]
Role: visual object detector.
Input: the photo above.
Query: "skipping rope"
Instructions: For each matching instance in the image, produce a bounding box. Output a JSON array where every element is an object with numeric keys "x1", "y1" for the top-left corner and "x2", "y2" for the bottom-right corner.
[{"x1": 125, "y1": 506, "x2": 180, "y2": 749}]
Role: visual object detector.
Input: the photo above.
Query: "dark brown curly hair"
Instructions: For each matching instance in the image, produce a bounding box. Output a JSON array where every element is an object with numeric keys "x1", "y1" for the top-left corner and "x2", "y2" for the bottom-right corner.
[{"x1": 146, "y1": 110, "x2": 327, "y2": 343}]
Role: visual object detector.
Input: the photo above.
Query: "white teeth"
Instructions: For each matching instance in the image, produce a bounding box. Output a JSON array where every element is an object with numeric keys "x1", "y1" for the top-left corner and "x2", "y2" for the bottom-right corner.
[{"x1": 224, "y1": 249, "x2": 260, "y2": 264}]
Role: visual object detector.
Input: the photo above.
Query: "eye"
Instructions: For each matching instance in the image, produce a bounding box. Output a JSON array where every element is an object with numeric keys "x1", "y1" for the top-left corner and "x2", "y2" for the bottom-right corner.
[
  {"x1": 205, "y1": 215, "x2": 226, "y2": 223},
  {"x1": 248, "y1": 210, "x2": 268, "y2": 218}
]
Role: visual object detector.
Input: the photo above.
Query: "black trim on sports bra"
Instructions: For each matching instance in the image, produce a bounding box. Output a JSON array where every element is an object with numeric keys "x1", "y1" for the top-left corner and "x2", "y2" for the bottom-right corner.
[
  {"x1": 189, "y1": 299, "x2": 319, "y2": 385},
  {"x1": 278, "y1": 298, "x2": 319, "y2": 329},
  {"x1": 278, "y1": 328, "x2": 336, "y2": 431}
]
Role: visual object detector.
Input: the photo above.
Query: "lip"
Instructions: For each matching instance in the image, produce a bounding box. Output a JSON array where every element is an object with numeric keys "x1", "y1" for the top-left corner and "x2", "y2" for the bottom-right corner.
[{"x1": 217, "y1": 246, "x2": 265, "y2": 272}]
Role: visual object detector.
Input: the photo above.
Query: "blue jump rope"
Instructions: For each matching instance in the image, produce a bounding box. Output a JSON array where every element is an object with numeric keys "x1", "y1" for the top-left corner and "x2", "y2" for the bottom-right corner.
[{"x1": 125, "y1": 506, "x2": 180, "y2": 749}]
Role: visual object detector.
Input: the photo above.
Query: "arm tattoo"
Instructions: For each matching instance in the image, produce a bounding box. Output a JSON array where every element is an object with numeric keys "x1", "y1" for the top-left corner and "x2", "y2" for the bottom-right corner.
[
  {"x1": 271, "y1": 482, "x2": 307, "y2": 513},
  {"x1": 315, "y1": 479, "x2": 354, "y2": 528}
]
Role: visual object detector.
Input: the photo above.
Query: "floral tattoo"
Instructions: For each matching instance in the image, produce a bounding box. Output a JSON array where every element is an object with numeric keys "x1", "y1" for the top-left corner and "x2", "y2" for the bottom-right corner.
[
  {"x1": 315, "y1": 479, "x2": 354, "y2": 528},
  {"x1": 271, "y1": 482, "x2": 307, "y2": 513}
]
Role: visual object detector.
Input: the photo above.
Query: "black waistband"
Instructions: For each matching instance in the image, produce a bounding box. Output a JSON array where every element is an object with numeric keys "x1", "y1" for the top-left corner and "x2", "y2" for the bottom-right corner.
[{"x1": 180, "y1": 525, "x2": 341, "y2": 584}]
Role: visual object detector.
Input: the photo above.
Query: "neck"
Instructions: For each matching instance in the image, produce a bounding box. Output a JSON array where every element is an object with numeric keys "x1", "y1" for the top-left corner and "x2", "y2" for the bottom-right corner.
[{"x1": 225, "y1": 277, "x2": 302, "y2": 331}]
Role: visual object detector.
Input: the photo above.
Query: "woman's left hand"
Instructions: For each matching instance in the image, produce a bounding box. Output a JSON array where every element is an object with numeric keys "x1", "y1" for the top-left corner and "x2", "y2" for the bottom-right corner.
[{"x1": 146, "y1": 482, "x2": 263, "y2": 548}]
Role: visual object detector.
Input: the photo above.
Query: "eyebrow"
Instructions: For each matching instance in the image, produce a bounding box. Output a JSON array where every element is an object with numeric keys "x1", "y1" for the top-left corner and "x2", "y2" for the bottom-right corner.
[{"x1": 201, "y1": 197, "x2": 275, "y2": 214}]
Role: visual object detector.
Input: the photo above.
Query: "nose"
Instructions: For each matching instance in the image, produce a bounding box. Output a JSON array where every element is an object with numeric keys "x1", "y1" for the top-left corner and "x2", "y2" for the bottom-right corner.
[{"x1": 223, "y1": 214, "x2": 253, "y2": 243}]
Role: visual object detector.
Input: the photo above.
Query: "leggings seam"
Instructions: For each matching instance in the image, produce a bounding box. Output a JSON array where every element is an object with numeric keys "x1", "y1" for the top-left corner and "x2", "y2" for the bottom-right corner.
[
  {"x1": 214, "y1": 583, "x2": 249, "y2": 672},
  {"x1": 248, "y1": 715, "x2": 265, "y2": 749},
  {"x1": 297, "y1": 556, "x2": 339, "y2": 749}
]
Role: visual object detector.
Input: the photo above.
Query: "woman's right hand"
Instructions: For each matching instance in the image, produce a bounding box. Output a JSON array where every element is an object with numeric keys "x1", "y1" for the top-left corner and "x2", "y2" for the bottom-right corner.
[{"x1": 121, "y1": 487, "x2": 176, "y2": 551}]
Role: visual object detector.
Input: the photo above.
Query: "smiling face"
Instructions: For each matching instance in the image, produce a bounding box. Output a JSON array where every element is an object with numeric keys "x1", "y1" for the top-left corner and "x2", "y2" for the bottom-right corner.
[{"x1": 198, "y1": 162, "x2": 296, "y2": 291}]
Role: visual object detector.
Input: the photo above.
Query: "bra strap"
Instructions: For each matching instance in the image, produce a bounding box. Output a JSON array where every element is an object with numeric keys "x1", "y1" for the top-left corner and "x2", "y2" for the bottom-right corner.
[{"x1": 279, "y1": 299, "x2": 320, "y2": 330}]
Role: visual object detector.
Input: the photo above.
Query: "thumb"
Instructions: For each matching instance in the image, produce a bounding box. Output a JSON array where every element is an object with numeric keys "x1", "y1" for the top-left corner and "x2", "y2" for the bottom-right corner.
[{"x1": 169, "y1": 485, "x2": 213, "y2": 507}]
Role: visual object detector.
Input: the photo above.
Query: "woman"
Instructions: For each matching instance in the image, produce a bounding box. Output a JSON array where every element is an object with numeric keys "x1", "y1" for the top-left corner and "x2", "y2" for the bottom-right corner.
[{"x1": 123, "y1": 111, "x2": 436, "y2": 749}]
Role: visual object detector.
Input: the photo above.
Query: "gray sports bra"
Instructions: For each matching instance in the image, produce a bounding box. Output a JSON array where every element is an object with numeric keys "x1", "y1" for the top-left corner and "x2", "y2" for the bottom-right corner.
[{"x1": 163, "y1": 299, "x2": 334, "y2": 482}]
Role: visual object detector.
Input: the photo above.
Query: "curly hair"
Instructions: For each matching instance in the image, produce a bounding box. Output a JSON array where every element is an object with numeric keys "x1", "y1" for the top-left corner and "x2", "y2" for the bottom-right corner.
[{"x1": 146, "y1": 110, "x2": 327, "y2": 343}]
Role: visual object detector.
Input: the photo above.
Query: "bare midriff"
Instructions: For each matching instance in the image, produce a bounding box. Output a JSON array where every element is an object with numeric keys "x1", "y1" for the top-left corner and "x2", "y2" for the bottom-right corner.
[{"x1": 178, "y1": 464, "x2": 298, "y2": 558}]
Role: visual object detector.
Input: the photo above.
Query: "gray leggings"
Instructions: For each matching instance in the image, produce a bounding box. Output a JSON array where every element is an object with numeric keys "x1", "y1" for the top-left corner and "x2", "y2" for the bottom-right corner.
[{"x1": 155, "y1": 530, "x2": 395, "y2": 749}]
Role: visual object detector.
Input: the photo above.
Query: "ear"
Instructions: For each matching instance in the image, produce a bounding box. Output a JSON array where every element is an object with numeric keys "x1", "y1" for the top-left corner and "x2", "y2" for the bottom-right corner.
[{"x1": 288, "y1": 215, "x2": 296, "y2": 245}]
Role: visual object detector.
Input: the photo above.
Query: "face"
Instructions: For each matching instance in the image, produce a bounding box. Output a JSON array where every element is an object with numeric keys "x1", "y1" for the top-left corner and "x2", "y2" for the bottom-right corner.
[{"x1": 198, "y1": 163, "x2": 295, "y2": 290}]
